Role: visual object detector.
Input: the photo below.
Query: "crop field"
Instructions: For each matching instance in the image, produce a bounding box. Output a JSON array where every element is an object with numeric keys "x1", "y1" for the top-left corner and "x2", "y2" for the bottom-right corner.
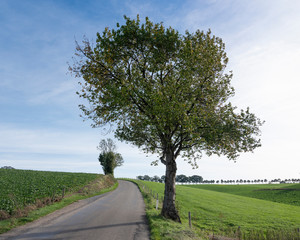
[
  {"x1": 0, "y1": 169, "x2": 99, "y2": 216},
  {"x1": 135, "y1": 181, "x2": 300, "y2": 239}
]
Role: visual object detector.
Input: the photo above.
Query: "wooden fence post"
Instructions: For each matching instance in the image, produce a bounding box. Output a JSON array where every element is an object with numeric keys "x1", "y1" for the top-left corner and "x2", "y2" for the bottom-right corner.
[
  {"x1": 155, "y1": 193, "x2": 159, "y2": 210},
  {"x1": 188, "y1": 212, "x2": 191, "y2": 228},
  {"x1": 237, "y1": 226, "x2": 241, "y2": 240}
]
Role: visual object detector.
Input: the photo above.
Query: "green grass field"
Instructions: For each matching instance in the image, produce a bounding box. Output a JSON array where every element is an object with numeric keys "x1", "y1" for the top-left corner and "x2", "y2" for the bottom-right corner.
[
  {"x1": 0, "y1": 169, "x2": 100, "y2": 215},
  {"x1": 133, "y1": 180, "x2": 300, "y2": 239},
  {"x1": 182, "y1": 183, "x2": 300, "y2": 207}
]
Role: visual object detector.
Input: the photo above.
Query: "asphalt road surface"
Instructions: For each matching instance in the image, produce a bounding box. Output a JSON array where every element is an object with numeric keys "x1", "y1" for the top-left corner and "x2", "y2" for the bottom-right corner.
[{"x1": 0, "y1": 180, "x2": 150, "y2": 240}]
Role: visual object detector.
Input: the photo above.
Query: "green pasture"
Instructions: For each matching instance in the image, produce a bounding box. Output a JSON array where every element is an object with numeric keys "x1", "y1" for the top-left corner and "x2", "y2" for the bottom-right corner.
[
  {"x1": 133, "y1": 180, "x2": 300, "y2": 239},
  {"x1": 182, "y1": 183, "x2": 300, "y2": 206}
]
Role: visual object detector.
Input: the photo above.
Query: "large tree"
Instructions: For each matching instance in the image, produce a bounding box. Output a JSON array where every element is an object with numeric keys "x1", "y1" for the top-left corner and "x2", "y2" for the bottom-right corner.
[{"x1": 71, "y1": 15, "x2": 263, "y2": 222}]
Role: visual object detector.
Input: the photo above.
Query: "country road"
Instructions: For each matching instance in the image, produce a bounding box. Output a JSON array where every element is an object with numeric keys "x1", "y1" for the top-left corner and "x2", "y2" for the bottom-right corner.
[{"x1": 0, "y1": 180, "x2": 150, "y2": 240}]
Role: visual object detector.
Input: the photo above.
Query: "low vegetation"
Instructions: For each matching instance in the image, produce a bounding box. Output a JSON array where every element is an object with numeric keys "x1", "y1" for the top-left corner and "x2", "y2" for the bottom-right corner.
[
  {"x1": 0, "y1": 169, "x2": 117, "y2": 234},
  {"x1": 126, "y1": 180, "x2": 200, "y2": 240},
  {"x1": 0, "y1": 169, "x2": 99, "y2": 216},
  {"x1": 183, "y1": 183, "x2": 300, "y2": 207},
  {"x1": 130, "y1": 180, "x2": 300, "y2": 240}
]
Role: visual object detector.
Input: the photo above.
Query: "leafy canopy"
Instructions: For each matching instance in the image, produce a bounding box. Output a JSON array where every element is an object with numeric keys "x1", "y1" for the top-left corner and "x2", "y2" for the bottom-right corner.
[
  {"x1": 98, "y1": 139, "x2": 123, "y2": 175},
  {"x1": 72, "y1": 15, "x2": 263, "y2": 166}
]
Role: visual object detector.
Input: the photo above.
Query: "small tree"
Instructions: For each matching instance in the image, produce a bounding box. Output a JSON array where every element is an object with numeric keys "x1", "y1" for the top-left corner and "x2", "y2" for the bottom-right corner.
[
  {"x1": 98, "y1": 138, "x2": 123, "y2": 176},
  {"x1": 176, "y1": 174, "x2": 189, "y2": 183},
  {"x1": 152, "y1": 175, "x2": 161, "y2": 182},
  {"x1": 137, "y1": 175, "x2": 144, "y2": 180},
  {"x1": 143, "y1": 175, "x2": 151, "y2": 181},
  {"x1": 189, "y1": 175, "x2": 203, "y2": 183},
  {"x1": 71, "y1": 15, "x2": 263, "y2": 222}
]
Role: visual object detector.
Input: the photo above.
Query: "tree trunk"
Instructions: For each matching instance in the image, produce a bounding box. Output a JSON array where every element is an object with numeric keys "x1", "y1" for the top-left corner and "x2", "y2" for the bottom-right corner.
[{"x1": 161, "y1": 150, "x2": 181, "y2": 223}]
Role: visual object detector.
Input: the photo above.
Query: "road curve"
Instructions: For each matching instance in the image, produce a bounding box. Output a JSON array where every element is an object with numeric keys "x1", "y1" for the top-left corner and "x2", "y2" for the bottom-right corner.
[{"x1": 0, "y1": 180, "x2": 150, "y2": 240}]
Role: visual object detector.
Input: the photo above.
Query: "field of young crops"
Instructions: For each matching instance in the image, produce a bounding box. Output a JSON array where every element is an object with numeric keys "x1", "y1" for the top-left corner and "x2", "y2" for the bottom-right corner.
[
  {"x1": 134, "y1": 180, "x2": 300, "y2": 239},
  {"x1": 0, "y1": 169, "x2": 99, "y2": 215}
]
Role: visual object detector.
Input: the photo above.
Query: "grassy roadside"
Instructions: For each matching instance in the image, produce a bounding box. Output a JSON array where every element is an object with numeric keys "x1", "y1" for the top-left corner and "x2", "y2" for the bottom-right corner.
[
  {"x1": 125, "y1": 179, "x2": 203, "y2": 240},
  {"x1": 0, "y1": 175, "x2": 118, "y2": 234},
  {"x1": 126, "y1": 179, "x2": 300, "y2": 240}
]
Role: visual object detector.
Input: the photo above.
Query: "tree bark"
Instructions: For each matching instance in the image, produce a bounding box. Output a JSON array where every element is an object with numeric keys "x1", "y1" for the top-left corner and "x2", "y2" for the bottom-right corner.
[{"x1": 161, "y1": 150, "x2": 181, "y2": 223}]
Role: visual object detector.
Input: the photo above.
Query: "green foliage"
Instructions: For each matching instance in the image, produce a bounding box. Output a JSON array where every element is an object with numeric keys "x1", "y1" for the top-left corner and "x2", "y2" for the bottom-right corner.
[
  {"x1": 189, "y1": 175, "x2": 203, "y2": 183},
  {"x1": 71, "y1": 14, "x2": 263, "y2": 165},
  {"x1": 183, "y1": 183, "x2": 300, "y2": 206},
  {"x1": 97, "y1": 138, "x2": 123, "y2": 175},
  {"x1": 133, "y1": 180, "x2": 300, "y2": 239},
  {"x1": 0, "y1": 169, "x2": 99, "y2": 215},
  {"x1": 98, "y1": 151, "x2": 114, "y2": 175}
]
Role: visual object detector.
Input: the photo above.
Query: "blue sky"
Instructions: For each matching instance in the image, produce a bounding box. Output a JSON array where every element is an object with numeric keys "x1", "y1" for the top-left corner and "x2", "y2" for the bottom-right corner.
[{"x1": 1, "y1": 0, "x2": 300, "y2": 180}]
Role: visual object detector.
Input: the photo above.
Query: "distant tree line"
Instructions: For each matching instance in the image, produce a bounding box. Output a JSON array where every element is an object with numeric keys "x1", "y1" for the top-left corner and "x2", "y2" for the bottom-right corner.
[
  {"x1": 137, "y1": 174, "x2": 204, "y2": 183},
  {"x1": 0, "y1": 166, "x2": 15, "y2": 169},
  {"x1": 136, "y1": 175, "x2": 300, "y2": 184}
]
